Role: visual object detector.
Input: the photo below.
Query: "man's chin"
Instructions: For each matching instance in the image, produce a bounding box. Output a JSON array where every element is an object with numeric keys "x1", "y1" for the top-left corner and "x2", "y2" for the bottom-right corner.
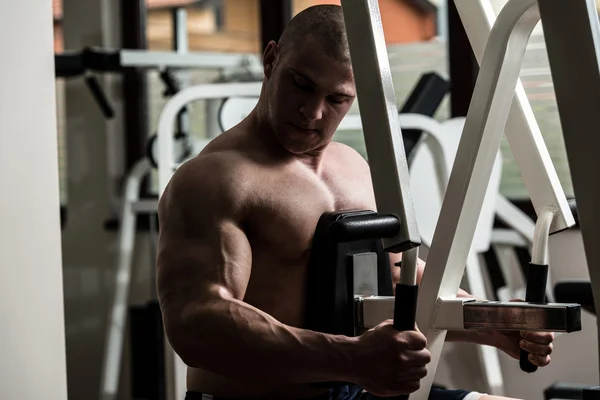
[{"x1": 278, "y1": 136, "x2": 317, "y2": 155}]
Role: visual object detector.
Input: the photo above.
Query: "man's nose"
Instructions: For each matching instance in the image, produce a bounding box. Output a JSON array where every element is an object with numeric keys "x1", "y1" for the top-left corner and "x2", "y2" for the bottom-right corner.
[{"x1": 300, "y1": 97, "x2": 325, "y2": 121}]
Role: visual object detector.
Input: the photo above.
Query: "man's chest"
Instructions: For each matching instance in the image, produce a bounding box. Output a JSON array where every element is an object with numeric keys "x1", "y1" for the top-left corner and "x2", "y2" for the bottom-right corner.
[{"x1": 243, "y1": 168, "x2": 374, "y2": 262}]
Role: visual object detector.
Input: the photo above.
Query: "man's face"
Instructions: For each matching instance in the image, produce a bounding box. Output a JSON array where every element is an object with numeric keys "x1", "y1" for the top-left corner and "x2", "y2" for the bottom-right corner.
[{"x1": 262, "y1": 37, "x2": 356, "y2": 155}]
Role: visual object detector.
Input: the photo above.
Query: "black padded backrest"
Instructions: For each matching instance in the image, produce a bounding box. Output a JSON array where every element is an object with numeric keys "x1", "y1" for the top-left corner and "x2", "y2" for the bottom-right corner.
[{"x1": 304, "y1": 210, "x2": 398, "y2": 337}]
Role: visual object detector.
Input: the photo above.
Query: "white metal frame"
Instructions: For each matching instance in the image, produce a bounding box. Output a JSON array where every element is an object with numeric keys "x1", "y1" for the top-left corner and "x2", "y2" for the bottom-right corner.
[
  {"x1": 100, "y1": 158, "x2": 151, "y2": 400},
  {"x1": 340, "y1": 0, "x2": 421, "y2": 255},
  {"x1": 408, "y1": 116, "x2": 506, "y2": 395},
  {"x1": 338, "y1": 0, "x2": 578, "y2": 398},
  {"x1": 150, "y1": 0, "x2": 595, "y2": 397},
  {"x1": 119, "y1": 49, "x2": 263, "y2": 72},
  {"x1": 414, "y1": 0, "x2": 575, "y2": 397},
  {"x1": 454, "y1": 0, "x2": 573, "y2": 234}
]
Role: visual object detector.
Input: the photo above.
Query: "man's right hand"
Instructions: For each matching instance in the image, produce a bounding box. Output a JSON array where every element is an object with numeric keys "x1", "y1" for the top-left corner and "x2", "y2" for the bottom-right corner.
[{"x1": 352, "y1": 319, "x2": 431, "y2": 396}]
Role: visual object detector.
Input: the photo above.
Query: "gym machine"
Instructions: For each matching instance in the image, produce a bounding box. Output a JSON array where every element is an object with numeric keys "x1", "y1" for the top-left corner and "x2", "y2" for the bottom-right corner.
[
  {"x1": 337, "y1": 0, "x2": 587, "y2": 399},
  {"x1": 152, "y1": 1, "x2": 593, "y2": 399},
  {"x1": 54, "y1": 46, "x2": 262, "y2": 122},
  {"x1": 459, "y1": 1, "x2": 600, "y2": 398}
]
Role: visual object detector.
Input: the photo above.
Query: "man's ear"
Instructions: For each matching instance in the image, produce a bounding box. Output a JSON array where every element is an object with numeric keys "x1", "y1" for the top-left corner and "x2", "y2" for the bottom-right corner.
[{"x1": 262, "y1": 40, "x2": 279, "y2": 79}]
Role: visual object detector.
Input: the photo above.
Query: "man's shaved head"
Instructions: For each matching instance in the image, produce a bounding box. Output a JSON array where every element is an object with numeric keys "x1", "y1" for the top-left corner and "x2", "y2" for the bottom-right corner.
[
  {"x1": 257, "y1": 4, "x2": 356, "y2": 156},
  {"x1": 277, "y1": 5, "x2": 350, "y2": 63}
]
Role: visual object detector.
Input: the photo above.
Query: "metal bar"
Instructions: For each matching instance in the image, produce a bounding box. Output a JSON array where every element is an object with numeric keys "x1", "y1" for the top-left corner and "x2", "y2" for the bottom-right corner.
[
  {"x1": 259, "y1": 0, "x2": 292, "y2": 51},
  {"x1": 414, "y1": 1, "x2": 542, "y2": 398},
  {"x1": 437, "y1": 0, "x2": 448, "y2": 41},
  {"x1": 360, "y1": 297, "x2": 581, "y2": 333},
  {"x1": 461, "y1": 301, "x2": 581, "y2": 332},
  {"x1": 100, "y1": 159, "x2": 152, "y2": 400},
  {"x1": 537, "y1": 0, "x2": 600, "y2": 379},
  {"x1": 352, "y1": 253, "x2": 378, "y2": 297},
  {"x1": 121, "y1": 0, "x2": 149, "y2": 178},
  {"x1": 447, "y1": 0, "x2": 478, "y2": 117},
  {"x1": 131, "y1": 200, "x2": 159, "y2": 213},
  {"x1": 172, "y1": 7, "x2": 188, "y2": 53},
  {"x1": 455, "y1": 0, "x2": 575, "y2": 234},
  {"x1": 463, "y1": 251, "x2": 506, "y2": 395},
  {"x1": 171, "y1": 7, "x2": 191, "y2": 147},
  {"x1": 340, "y1": 0, "x2": 421, "y2": 253},
  {"x1": 491, "y1": 229, "x2": 529, "y2": 248},
  {"x1": 119, "y1": 49, "x2": 263, "y2": 71},
  {"x1": 495, "y1": 195, "x2": 535, "y2": 242}
]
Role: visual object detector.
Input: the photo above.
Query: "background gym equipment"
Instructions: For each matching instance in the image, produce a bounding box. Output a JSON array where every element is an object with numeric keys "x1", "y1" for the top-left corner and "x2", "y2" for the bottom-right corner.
[{"x1": 91, "y1": 45, "x2": 262, "y2": 400}]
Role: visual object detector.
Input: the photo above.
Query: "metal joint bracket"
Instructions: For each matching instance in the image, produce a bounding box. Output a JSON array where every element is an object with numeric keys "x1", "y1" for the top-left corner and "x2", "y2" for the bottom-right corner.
[
  {"x1": 433, "y1": 297, "x2": 476, "y2": 330},
  {"x1": 359, "y1": 296, "x2": 395, "y2": 330}
]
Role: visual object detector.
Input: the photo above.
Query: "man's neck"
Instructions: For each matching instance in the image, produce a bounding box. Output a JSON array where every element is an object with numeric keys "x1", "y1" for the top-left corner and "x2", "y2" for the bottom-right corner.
[{"x1": 250, "y1": 105, "x2": 329, "y2": 174}]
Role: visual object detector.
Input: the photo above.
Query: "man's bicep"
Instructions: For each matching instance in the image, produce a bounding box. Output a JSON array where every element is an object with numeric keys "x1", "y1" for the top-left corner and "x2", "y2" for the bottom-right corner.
[
  {"x1": 157, "y1": 217, "x2": 252, "y2": 306},
  {"x1": 156, "y1": 168, "x2": 253, "y2": 315}
]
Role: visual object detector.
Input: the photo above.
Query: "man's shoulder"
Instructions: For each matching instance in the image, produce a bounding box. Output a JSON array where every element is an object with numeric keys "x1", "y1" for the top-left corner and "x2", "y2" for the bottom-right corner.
[
  {"x1": 174, "y1": 151, "x2": 244, "y2": 184},
  {"x1": 161, "y1": 150, "x2": 253, "y2": 213},
  {"x1": 328, "y1": 141, "x2": 370, "y2": 171}
]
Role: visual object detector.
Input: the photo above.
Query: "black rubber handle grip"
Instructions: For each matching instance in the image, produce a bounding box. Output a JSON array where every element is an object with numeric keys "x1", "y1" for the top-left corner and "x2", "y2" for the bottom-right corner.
[
  {"x1": 394, "y1": 283, "x2": 418, "y2": 331},
  {"x1": 393, "y1": 283, "x2": 419, "y2": 400},
  {"x1": 520, "y1": 263, "x2": 549, "y2": 373}
]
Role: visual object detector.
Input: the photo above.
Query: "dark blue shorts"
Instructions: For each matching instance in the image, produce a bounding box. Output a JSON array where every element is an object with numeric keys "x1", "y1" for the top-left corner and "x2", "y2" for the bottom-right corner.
[{"x1": 185, "y1": 385, "x2": 477, "y2": 400}]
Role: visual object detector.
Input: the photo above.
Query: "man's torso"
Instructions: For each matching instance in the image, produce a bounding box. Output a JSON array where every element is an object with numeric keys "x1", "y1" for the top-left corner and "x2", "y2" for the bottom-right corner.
[{"x1": 185, "y1": 125, "x2": 375, "y2": 398}]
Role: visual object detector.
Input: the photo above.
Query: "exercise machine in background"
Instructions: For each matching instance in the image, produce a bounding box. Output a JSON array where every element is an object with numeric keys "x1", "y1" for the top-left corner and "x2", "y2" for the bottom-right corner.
[
  {"x1": 59, "y1": 44, "x2": 266, "y2": 400},
  {"x1": 54, "y1": 19, "x2": 264, "y2": 231}
]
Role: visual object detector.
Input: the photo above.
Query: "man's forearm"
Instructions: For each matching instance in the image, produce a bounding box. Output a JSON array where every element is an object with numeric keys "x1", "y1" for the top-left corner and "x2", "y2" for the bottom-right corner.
[{"x1": 166, "y1": 297, "x2": 358, "y2": 385}]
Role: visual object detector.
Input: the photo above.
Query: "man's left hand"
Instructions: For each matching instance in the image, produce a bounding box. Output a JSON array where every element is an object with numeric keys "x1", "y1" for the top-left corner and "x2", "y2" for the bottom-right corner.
[
  {"x1": 487, "y1": 298, "x2": 554, "y2": 367},
  {"x1": 490, "y1": 328, "x2": 554, "y2": 367}
]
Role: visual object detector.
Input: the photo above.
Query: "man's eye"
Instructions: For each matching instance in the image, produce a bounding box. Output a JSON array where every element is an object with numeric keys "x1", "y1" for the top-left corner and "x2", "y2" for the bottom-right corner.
[
  {"x1": 293, "y1": 77, "x2": 310, "y2": 89},
  {"x1": 329, "y1": 97, "x2": 345, "y2": 105}
]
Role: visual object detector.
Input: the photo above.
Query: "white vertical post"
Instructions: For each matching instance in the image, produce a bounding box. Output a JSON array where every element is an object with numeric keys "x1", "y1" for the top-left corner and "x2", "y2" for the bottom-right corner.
[
  {"x1": 0, "y1": 1, "x2": 68, "y2": 399},
  {"x1": 339, "y1": 0, "x2": 421, "y2": 253}
]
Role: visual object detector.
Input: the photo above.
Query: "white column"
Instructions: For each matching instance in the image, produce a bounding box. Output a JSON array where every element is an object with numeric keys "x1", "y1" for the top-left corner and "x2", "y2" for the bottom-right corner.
[{"x1": 0, "y1": 1, "x2": 68, "y2": 400}]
